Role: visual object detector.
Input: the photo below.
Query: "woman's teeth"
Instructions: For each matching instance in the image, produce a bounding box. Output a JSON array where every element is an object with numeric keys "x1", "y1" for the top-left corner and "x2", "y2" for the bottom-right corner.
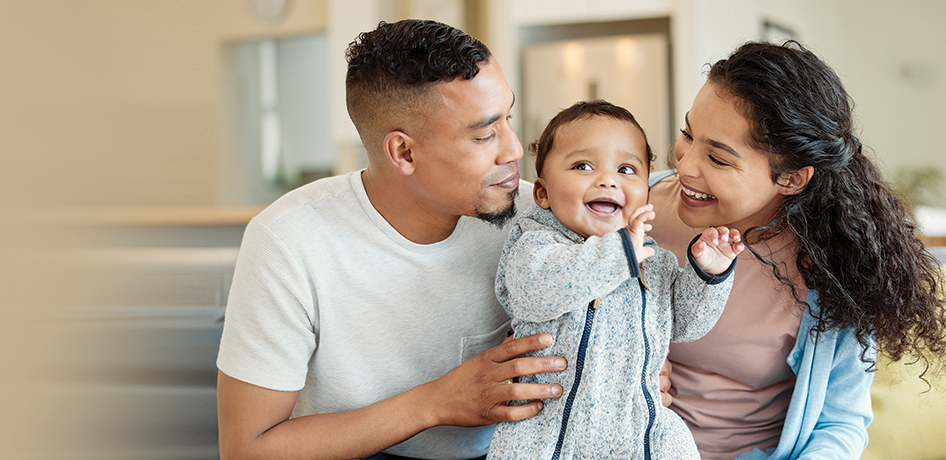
[{"x1": 683, "y1": 187, "x2": 716, "y2": 201}]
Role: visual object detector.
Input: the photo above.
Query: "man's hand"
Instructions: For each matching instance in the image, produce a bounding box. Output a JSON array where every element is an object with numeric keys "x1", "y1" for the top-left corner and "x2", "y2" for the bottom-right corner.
[
  {"x1": 691, "y1": 226, "x2": 744, "y2": 275},
  {"x1": 423, "y1": 333, "x2": 566, "y2": 427},
  {"x1": 626, "y1": 204, "x2": 657, "y2": 262},
  {"x1": 659, "y1": 358, "x2": 673, "y2": 407}
]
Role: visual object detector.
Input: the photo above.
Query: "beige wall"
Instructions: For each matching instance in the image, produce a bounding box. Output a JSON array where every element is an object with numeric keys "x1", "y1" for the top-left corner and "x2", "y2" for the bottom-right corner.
[
  {"x1": 834, "y1": 0, "x2": 946, "y2": 184},
  {"x1": 2, "y1": 0, "x2": 941, "y2": 210},
  {"x1": 0, "y1": 0, "x2": 326, "y2": 210}
]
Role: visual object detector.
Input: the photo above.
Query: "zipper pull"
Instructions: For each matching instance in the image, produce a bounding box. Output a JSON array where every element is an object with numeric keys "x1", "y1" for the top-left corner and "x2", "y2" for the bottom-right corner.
[
  {"x1": 591, "y1": 297, "x2": 601, "y2": 310},
  {"x1": 638, "y1": 263, "x2": 649, "y2": 291}
]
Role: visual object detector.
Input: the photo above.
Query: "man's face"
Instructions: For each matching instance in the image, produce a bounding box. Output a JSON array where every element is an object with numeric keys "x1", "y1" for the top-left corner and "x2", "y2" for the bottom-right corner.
[{"x1": 408, "y1": 60, "x2": 524, "y2": 226}]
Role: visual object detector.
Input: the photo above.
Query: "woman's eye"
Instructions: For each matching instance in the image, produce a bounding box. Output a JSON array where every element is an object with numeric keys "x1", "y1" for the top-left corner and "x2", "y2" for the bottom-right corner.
[
  {"x1": 618, "y1": 166, "x2": 635, "y2": 175},
  {"x1": 679, "y1": 128, "x2": 693, "y2": 141},
  {"x1": 708, "y1": 154, "x2": 728, "y2": 166}
]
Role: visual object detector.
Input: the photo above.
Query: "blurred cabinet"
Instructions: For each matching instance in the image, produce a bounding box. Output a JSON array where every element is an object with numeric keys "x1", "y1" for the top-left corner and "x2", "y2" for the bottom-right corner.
[{"x1": 24, "y1": 215, "x2": 249, "y2": 460}]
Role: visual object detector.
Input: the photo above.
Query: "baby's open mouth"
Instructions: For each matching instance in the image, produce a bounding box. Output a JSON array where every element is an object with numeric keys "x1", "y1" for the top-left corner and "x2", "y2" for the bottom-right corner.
[
  {"x1": 586, "y1": 200, "x2": 621, "y2": 214},
  {"x1": 682, "y1": 186, "x2": 716, "y2": 201}
]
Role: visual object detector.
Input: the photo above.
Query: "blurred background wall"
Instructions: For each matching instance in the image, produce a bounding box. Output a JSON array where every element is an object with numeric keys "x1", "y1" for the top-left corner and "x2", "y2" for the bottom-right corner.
[
  {"x1": 1, "y1": 1, "x2": 943, "y2": 459},
  {"x1": 1, "y1": 0, "x2": 944, "y2": 210}
]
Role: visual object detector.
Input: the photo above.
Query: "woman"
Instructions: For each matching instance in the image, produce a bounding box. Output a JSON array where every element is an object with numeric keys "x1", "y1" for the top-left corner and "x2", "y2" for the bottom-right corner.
[{"x1": 649, "y1": 41, "x2": 946, "y2": 460}]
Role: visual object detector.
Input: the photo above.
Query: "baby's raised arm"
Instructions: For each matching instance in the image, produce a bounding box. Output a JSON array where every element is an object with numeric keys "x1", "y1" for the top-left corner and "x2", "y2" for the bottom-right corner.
[
  {"x1": 690, "y1": 227, "x2": 744, "y2": 275},
  {"x1": 625, "y1": 204, "x2": 657, "y2": 263}
]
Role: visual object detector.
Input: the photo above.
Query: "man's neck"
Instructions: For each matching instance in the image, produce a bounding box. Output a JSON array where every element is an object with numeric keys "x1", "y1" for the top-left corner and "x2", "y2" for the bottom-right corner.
[{"x1": 361, "y1": 168, "x2": 461, "y2": 245}]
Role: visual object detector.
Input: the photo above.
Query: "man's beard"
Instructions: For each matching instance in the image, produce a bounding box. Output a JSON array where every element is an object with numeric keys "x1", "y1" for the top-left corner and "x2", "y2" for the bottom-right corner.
[{"x1": 476, "y1": 188, "x2": 519, "y2": 228}]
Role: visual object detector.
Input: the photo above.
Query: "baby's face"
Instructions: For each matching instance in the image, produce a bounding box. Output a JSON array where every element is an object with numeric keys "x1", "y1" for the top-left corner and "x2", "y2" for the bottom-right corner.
[{"x1": 534, "y1": 116, "x2": 650, "y2": 238}]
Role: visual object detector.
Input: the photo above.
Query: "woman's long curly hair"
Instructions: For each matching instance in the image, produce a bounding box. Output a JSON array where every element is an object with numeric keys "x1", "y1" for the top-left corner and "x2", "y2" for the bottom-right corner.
[{"x1": 709, "y1": 41, "x2": 946, "y2": 379}]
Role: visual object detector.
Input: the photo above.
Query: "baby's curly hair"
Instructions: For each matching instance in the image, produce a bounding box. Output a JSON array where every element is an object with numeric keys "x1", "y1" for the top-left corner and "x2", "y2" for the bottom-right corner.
[
  {"x1": 345, "y1": 20, "x2": 491, "y2": 150},
  {"x1": 531, "y1": 100, "x2": 655, "y2": 178}
]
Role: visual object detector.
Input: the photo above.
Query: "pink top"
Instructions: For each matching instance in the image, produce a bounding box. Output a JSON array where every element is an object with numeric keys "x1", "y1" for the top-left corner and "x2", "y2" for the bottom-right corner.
[{"x1": 649, "y1": 175, "x2": 805, "y2": 459}]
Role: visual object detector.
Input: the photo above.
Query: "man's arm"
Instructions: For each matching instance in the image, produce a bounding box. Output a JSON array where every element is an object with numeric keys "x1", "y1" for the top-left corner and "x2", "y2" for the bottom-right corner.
[{"x1": 217, "y1": 333, "x2": 566, "y2": 460}]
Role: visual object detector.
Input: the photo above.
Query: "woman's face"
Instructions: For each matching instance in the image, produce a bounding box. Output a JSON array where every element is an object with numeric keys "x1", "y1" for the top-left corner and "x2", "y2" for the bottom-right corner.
[{"x1": 674, "y1": 82, "x2": 787, "y2": 233}]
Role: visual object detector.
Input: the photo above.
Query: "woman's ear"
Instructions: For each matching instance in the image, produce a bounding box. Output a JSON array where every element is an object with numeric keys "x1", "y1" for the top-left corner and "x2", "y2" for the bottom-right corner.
[
  {"x1": 777, "y1": 166, "x2": 814, "y2": 195},
  {"x1": 382, "y1": 131, "x2": 416, "y2": 176},
  {"x1": 533, "y1": 178, "x2": 551, "y2": 208}
]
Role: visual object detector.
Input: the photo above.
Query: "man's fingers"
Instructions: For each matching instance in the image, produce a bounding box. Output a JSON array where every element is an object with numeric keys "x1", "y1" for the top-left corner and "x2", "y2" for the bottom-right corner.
[
  {"x1": 488, "y1": 400, "x2": 545, "y2": 422},
  {"x1": 501, "y1": 355, "x2": 568, "y2": 381},
  {"x1": 495, "y1": 381, "x2": 563, "y2": 402},
  {"x1": 661, "y1": 391, "x2": 673, "y2": 408},
  {"x1": 487, "y1": 333, "x2": 554, "y2": 363},
  {"x1": 486, "y1": 383, "x2": 562, "y2": 422},
  {"x1": 659, "y1": 359, "x2": 673, "y2": 407}
]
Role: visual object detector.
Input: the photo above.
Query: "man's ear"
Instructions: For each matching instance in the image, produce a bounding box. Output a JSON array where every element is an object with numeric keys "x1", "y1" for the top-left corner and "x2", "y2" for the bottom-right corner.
[
  {"x1": 777, "y1": 166, "x2": 814, "y2": 195},
  {"x1": 382, "y1": 131, "x2": 416, "y2": 176},
  {"x1": 533, "y1": 178, "x2": 551, "y2": 208}
]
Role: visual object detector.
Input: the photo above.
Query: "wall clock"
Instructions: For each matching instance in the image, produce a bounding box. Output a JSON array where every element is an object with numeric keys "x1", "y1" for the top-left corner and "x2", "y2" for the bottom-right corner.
[{"x1": 250, "y1": 0, "x2": 289, "y2": 22}]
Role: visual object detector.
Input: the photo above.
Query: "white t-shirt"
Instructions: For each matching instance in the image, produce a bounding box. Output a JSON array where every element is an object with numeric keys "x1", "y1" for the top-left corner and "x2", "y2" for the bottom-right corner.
[{"x1": 217, "y1": 170, "x2": 531, "y2": 459}]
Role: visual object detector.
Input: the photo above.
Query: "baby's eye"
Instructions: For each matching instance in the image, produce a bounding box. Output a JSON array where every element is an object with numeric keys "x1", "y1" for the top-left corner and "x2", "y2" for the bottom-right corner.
[
  {"x1": 574, "y1": 163, "x2": 592, "y2": 171},
  {"x1": 618, "y1": 165, "x2": 636, "y2": 175}
]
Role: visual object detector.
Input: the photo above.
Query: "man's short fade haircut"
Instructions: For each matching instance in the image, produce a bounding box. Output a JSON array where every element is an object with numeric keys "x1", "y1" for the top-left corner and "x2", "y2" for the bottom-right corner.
[{"x1": 345, "y1": 19, "x2": 492, "y2": 150}]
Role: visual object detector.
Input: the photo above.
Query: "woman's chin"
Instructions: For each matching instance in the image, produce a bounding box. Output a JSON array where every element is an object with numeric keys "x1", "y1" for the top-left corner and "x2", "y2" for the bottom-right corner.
[{"x1": 676, "y1": 201, "x2": 716, "y2": 229}]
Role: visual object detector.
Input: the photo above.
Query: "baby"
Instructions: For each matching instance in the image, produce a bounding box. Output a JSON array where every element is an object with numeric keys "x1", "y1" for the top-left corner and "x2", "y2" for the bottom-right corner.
[{"x1": 487, "y1": 100, "x2": 744, "y2": 459}]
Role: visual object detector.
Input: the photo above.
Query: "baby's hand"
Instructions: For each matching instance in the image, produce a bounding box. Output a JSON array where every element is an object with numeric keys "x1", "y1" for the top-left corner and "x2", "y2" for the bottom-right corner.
[
  {"x1": 626, "y1": 204, "x2": 656, "y2": 263},
  {"x1": 691, "y1": 227, "x2": 744, "y2": 275}
]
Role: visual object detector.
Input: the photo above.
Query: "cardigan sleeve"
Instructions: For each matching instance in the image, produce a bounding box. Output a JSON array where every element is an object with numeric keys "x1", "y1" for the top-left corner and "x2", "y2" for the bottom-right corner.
[
  {"x1": 735, "y1": 295, "x2": 874, "y2": 460},
  {"x1": 790, "y1": 326, "x2": 874, "y2": 459}
]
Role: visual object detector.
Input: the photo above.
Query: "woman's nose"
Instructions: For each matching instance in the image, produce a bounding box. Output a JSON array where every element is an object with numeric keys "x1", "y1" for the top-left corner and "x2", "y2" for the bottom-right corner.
[{"x1": 675, "y1": 144, "x2": 694, "y2": 176}]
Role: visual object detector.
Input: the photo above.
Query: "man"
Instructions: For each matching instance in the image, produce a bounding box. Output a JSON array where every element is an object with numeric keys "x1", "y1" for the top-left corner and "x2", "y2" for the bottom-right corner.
[{"x1": 216, "y1": 19, "x2": 566, "y2": 460}]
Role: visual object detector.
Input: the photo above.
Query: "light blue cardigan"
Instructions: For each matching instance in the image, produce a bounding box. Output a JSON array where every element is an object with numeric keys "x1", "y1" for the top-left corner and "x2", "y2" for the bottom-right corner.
[
  {"x1": 736, "y1": 290, "x2": 875, "y2": 459},
  {"x1": 649, "y1": 170, "x2": 875, "y2": 460}
]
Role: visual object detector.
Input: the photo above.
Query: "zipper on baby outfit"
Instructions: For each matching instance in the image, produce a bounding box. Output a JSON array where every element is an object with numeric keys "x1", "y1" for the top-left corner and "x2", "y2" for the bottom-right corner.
[
  {"x1": 619, "y1": 228, "x2": 655, "y2": 460},
  {"x1": 638, "y1": 281, "x2": 654, "y2": 460},
  {"x1": 550, "y1": 298, "x2": 598, "y2": 460}
]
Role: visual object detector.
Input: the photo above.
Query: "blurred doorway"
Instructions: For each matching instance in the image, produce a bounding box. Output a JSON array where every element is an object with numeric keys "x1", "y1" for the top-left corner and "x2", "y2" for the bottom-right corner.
[{"x1": 518, "y1": 19, "x2": 672, "y2": 181}]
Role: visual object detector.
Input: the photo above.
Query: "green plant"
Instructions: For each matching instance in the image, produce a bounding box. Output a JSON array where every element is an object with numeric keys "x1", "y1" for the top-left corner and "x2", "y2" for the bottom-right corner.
[{"x1": 894, "y1": 165, "x2": 945, "y2": 210}]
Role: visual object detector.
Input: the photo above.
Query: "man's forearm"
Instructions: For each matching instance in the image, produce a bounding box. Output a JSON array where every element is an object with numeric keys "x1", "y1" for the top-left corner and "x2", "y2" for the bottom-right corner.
[{"x1": 217, "y1": 371, "x2": 437, "y2": 460}]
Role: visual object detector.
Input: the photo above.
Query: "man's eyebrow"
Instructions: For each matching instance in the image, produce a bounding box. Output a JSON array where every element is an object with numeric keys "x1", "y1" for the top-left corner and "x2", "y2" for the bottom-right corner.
[
  {"x1": 467, "y1": 92, "x2": 516, "y2": 131},
  {"x1": 685, "y1": 112, "x2": 743, "y2": 159}
]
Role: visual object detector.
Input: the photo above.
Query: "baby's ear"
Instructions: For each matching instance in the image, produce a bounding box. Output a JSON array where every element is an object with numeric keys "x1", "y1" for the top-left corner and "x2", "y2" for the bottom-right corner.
[
  {"x1": 533, "y1": 178, "x2": 551, "y2": 208},
  {"x1": 777, "y1": 166, "x2": 814, "y2": 196}
]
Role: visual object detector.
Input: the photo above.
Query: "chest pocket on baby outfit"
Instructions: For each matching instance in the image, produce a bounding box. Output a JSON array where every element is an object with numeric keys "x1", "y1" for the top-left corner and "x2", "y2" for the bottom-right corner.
[{"x1": 460, "y1": 320, "x2": 512, "y2": 363}]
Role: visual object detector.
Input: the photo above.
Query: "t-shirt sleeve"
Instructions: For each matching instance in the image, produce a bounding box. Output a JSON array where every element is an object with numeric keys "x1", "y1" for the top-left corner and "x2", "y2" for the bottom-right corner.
[{"x1": 216, "y1": 218, "x2": 318, "y2": 391}]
